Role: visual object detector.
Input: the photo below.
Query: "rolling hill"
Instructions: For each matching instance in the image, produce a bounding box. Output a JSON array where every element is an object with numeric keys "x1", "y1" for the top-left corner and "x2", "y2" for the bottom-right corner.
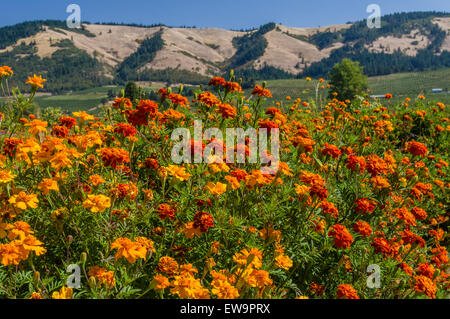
[{"x1": 0, "y1": 11, "x2": 449, "y2": 93}]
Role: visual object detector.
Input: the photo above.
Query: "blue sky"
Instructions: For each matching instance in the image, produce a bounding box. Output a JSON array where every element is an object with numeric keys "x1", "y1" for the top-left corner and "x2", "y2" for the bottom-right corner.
[{"x1": 0, "y1": 0, "x2": 449, "y2": 29}]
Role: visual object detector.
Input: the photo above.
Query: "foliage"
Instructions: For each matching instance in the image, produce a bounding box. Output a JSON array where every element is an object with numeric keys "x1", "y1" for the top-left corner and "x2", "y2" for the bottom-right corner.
[
  {"x1": 328, "y1": 59, "x2": 368, "y2": 100},
  {"x1": 0, "y1": 67, "x2": 448, "y2": 300}
]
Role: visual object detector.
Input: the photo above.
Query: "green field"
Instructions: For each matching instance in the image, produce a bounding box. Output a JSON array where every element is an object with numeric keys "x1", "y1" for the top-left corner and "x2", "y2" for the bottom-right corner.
[
  {"x1": 31, "y1": 68, "x2": 450, "y2": 114},
  {"x1": 264, "y1": 68, "x2": 450, "y2": 104}
]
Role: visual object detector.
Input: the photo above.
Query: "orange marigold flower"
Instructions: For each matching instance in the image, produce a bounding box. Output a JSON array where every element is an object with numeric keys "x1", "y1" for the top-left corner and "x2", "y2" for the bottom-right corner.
[
  {"x1": 110, "y1": 237, "x2": 147, "y2": 264},
  {"x1": 336, "y1": 284, "x2": 359, "y2": 299},
  {"x1": 26, "y1": 74, "x2": 46, "y2": 89},
  {"x1": 153, "y1": 273, "x2": 170, "y2": 290},
  {"x1": 352, "y1": 220, "x2": 372, "y2": 237},
  {"x1": 328, "y1": 224, "x2": 353, "y2": 249},
  {"x1": 157, "y1": 256, "x2": 179, "y2": 276},
  {"x1": 414, "y1": 275, "x2": 436, "y2": 299},
  {"x1": 251, "y1": 85, "x2": 272, "y2": 98}
]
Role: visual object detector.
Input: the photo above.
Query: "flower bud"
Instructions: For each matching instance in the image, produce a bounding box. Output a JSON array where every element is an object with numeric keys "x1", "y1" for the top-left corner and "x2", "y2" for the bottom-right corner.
[
  {"x1": 88, "y1": 276, "x2": 97, "y2": 288},
  {"x1": 80, "y1": 252, "x2": 87, "y2": 264},
  {"x1": 33, "y1": 271, "x2": 40, "y2": 285}
]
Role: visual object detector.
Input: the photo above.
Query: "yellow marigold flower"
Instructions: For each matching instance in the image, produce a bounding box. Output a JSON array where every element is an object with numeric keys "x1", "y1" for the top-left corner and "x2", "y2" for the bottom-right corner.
[
  {"x1": 275, "y1": 254, "x2": 293, "y2": 270},
  {"x1": 8, "y1": 192, "x2": 39, "y2": 210},
  {"x1": 72, "y1": 111, "x2": 94, "y2": 121},
  {"x1": 205, "y1": 182, "x2": 227, "y2": 196},
  {"x1": 0, "y1": 169, "x2": 15, "y2": 183},
  {"x1": 37, "y1": 178, "x2": 59, "y2": 196},
  {"x1": 233, "y1": 248, "x2": 263, "y2": 269},
  {"x1": 89, "y1": 174, "x2": 106, "y2": 186},
  {"x1": 6, "y1": 221, "x2": 34, "y2": 240},
  {"x1": 25, "y1": 119, "x2": 47, "y2": 135},
  {"x1": 52, "y1": 286, "x2": 73, "y2": 299},
  {"x1": 110, "y1": 237, "x2": 147, "y2": 264},
  {"x1": 165, "y1": 165, "x2": 191, "y2": 181},
  {"x1": 82, "y1": 194, "x2": 111, "y2": 213},
  {"x1": 26, "y1": 74, "x2": 46, "y2": 89},
  {"x1": 0, "y1": 65, "x2": 13, "y2": 77}
]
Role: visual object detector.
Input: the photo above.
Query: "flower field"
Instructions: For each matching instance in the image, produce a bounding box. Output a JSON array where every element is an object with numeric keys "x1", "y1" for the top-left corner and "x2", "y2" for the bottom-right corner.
[{"x1": 0, "y1": 66, "x2": 448, "y2": 299}]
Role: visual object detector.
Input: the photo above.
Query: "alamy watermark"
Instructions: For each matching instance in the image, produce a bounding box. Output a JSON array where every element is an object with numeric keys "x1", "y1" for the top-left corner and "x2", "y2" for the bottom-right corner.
[
  {"x1": 66, "y1": 4, "x2": 81, "y2": 29},
  {"x1": 367, "y1": 4, "x2": 381, "y2": 29},
  {"x1": 170, "y1": 120, "x2": 280, "y2": 175}
]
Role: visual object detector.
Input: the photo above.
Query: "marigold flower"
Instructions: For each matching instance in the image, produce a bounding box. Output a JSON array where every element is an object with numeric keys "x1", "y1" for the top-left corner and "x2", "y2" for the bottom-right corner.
[
  {"x1": 352, "y1": 220, "x2": 372, "y2": 237},
  {"x1": 25, "y1": 119, "x2": 48, "y2": 135},
  {"x1": 8, "y1": 192, "x2": 39, "y2": 210},
  {"x1": 0, "y1": 169, "x2": 15, "y2": 183},
  {"x1": 26, "y1": 74, "x2": 46, "y2": 89},
  {"x1": 110, "y1": 237, "x2": 147, "y2": 264},
  {"x1": 328, "y1": 224, "x2": 353, "y2": 249},
  {"x1": 157, "y1": 204, "x2": 177, "y2": 221},
  {"x1": 37, "y1": 178, "x2": 59, "y2": 196},
  {"x1": 52, "y1": 287, "x2": 73, "y2": 299},
  {"x1": 165, "y1": 165, "x2": 191, "y2": 181},
  {"x1": 205, "y1": 182, "x2": 227, "y2": 196},
  {"x1": 414, "y1": 275, "x2": 437, "y2": 299},
  {"x1": 275, "y1": 254, "x2": 293, "y2": 270},
  {"x1": 336, "y1": 284, "x2": 359, "y2": 299},
  {"x1": 405, "y1": 140, "x2": 428, "y2": 157},
  {"x1": 82, "y1": 194, "x2": 111, "y2": 213}
]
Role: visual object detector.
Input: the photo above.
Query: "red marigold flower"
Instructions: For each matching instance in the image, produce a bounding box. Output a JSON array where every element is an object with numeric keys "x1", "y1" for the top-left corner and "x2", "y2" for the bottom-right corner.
[
  {"x1": 258, "y1": 119, "x2": 279, "y2": 129},
  {"x1": 98, "y1": 147, "x2": 130, "y2": 169},
  {"x1": 345, "y1": 155, "x2": 366, "y2": 174},
  {"x1": 193, "y1": 211, "x2": 215, "y2": 233},
  {"x1": 114, "y1": 123, "x2": 137, "y2": 137},
  {"x1": 112, "y1": 97, "x2": 132, "y2": 109},
  {"x1": 321, "y1": 143, "x2": 341, "y2": 159},
  {"x1": 328, "y1": 224, "x2": 353, "y2": 249},
  {"x1": 405, "y1": 140, "x2": 428, "y2": 157},
  {"x1": 3, "y1": 137, "x2": 22, "y2": 157},
  {"x1": 145, "y1": 158, "x2": 159, "y2": 170},
  {"x1": 208, "y1": 77, "x2": 226, "y2": 87},
  {"x1": 157, "y1": 204, "x2": 176, "y2": 221},
  {"x1": 51, "y1": 126, "x2": 69, "y2": 138},
  {"x1": 371, "y1": 237, "x2": 394, "y2": 257},
  {"x1": 411, "y1": 207, "x2": 427, "y2": 221},
  {"x1": 58, "y1": 116, "x2": 77, "y2": 129},
  {"x1": 354, "y1": 198, "x2": 376, "y2": 214}
]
